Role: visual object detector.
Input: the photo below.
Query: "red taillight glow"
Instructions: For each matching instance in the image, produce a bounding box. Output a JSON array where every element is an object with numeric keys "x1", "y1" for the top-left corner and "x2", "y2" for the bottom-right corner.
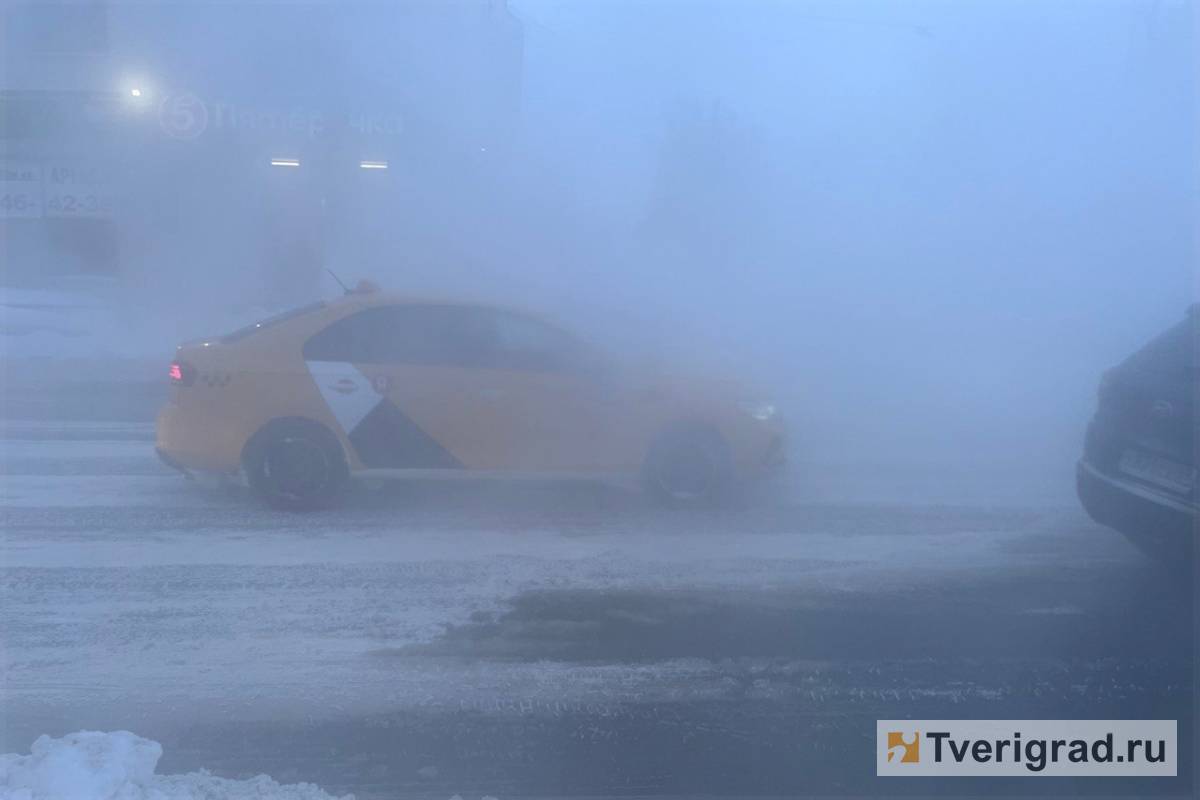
[{"x1": 169, "y1": 361, "x2": 195, "y2": 386}]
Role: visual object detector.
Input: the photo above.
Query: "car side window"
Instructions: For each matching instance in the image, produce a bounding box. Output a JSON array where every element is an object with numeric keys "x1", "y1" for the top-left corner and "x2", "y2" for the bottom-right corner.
[
  {"x1": 438, "y1": 307, "x2": 497, "y2": 368},
  {"x1": 487, "y1": 311, "x2": 580, "y2": 372},
  {"x1": 302, "y1": 309, "x2": 377, "y2": 362},
  {"x1": 303, "y1": 305, "x2": 495, "y2": 367},
  {"x1": 368, "y1": 306, "x2": 444, "y2": 364},
  {"x1": 373, "y1": 305, "x2": 493, "y2": 367}
]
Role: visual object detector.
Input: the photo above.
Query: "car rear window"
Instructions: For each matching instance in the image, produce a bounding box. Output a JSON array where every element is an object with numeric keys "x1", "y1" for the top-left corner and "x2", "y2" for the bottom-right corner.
[
  {"x1": 221, "y1": 302, "x2": 326, "y2": 343},
  {"x1": 1122, "y1": 313, "x2": 1198, "y2": 376}
]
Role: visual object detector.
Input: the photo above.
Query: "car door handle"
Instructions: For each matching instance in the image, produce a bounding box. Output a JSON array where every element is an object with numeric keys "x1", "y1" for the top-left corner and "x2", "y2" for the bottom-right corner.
[{"x1": 329, "y1": 378, "x2": 359, "y2": 395}]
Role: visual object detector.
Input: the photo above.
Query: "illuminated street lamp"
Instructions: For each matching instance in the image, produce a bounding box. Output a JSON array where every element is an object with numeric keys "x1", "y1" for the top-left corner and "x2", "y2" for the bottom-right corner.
[
  {"x1": 359, "y1": 160, "x2": 388, "y2": 170},
  {"x1": 270, "y1": 157, "x2": 301, "y2": 167}
]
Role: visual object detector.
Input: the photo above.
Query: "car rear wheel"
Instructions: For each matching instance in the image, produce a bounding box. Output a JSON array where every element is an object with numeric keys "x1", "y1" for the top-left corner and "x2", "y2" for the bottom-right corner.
[
  {"x1": 644, "y1": 426, "x2": 734, "y2": 507},
  {"x1": 243, "y1": 419, "x2": 348, "y2": 511}
]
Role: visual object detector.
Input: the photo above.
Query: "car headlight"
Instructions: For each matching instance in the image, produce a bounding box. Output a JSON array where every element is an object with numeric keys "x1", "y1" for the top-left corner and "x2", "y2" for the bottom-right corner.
[{"x1": 738, "y1": 400, "x2": 777, "y2": 421}]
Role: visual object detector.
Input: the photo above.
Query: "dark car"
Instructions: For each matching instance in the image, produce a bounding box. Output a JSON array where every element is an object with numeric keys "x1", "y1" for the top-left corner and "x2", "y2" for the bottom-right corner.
[{"x1": 1077, "y1": 306, "x2": 1197, "y2": 565}]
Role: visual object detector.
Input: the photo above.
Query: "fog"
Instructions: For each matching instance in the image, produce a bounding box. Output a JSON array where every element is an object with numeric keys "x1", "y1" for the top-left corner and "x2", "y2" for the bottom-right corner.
[
  {"x1": 513, "y1": 0, "x2": 1196, "y2": 499},
  {"x1": 9, "y1": 0, "x2": 1187, "y2": 502},
  {"x1": 1, "y1": 2, "x2": 1196, "y2": 795}
]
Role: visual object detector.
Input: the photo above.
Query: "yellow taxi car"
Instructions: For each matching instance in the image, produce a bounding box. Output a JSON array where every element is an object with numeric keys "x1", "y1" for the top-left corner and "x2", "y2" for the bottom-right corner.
[{"x1": 156, "y1": 282, "x2": 785, "y2": 509}]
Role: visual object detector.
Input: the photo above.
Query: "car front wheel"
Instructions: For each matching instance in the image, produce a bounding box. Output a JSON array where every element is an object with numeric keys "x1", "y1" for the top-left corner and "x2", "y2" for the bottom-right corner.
[{"x1": 643, "y1": 425, "x2": 735, "y2": 507}]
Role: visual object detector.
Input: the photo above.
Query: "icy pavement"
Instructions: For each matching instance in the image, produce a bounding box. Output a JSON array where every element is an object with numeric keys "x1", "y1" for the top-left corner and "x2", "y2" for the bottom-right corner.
[{"x1": 1, "y1": 418, "x2": 1193, "y2": 797}]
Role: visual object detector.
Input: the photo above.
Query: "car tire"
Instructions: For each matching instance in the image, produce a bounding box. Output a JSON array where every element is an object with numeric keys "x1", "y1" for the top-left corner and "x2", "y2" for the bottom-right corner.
[
  {"x1": 243, "y1": 419, "x2": 348, "y2": 511},
  {"x1": 643, "y1": 425, "x2": 735, "y2": 507}
]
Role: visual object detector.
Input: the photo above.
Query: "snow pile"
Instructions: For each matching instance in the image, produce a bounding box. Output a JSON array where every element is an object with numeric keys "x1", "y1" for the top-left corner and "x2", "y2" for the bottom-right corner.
[{"x1": 0, "y1": 731, "x2": 353, "y2": 800}]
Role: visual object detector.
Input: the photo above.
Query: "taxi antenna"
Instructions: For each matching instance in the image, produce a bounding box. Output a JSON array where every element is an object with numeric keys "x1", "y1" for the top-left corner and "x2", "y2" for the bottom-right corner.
[{"x1": 327, "y1": 269, "x2": 351, "y2": 295}]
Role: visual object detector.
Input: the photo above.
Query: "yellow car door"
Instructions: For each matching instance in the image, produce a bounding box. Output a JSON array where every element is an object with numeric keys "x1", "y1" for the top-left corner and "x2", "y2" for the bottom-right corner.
[
  {"x1": 302, "y1": 303, "x2": 636, "y2": 474},
  {"x1": 469, "y1": 309, "x2": 635, "y2": 473},
  {"x1": 303, "y1": 304, "x2": 500, "y2": 470}
]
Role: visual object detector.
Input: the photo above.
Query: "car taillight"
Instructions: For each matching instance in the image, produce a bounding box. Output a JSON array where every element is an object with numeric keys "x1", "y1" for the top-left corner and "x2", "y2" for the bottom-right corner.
[{"x1": 169, "y1": 360, "x2": 196, "y2": 387}]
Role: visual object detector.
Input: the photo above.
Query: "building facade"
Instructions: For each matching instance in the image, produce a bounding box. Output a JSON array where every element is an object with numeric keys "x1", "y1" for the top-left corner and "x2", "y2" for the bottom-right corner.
[{"x1": 0, "y1": 0, "x2": 523, "y2": 307}]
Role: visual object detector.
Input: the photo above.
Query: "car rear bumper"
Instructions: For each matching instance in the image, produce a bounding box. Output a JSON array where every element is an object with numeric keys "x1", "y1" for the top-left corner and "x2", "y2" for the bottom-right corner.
[
  {"x1": 156, "y1": 403, "x2": 243, "y2": 473},
  {"x1": 1078, "y1": 459, "x2": 1195, "y2": 516},
  {"x1": 1076, "y1": 459, "x2": 1195, "y2": 559}
]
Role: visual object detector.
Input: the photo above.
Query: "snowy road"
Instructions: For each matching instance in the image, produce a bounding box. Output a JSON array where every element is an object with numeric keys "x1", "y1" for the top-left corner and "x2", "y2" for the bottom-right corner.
[{"x1": 1, "y1": 415, "x2": 1193, "y2": 797}]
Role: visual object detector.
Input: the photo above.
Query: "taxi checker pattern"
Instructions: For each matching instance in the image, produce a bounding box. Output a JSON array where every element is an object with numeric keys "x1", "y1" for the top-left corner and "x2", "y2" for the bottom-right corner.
[{"x1": 305, "y1": 359, "x2": 462, "y2": 469}]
